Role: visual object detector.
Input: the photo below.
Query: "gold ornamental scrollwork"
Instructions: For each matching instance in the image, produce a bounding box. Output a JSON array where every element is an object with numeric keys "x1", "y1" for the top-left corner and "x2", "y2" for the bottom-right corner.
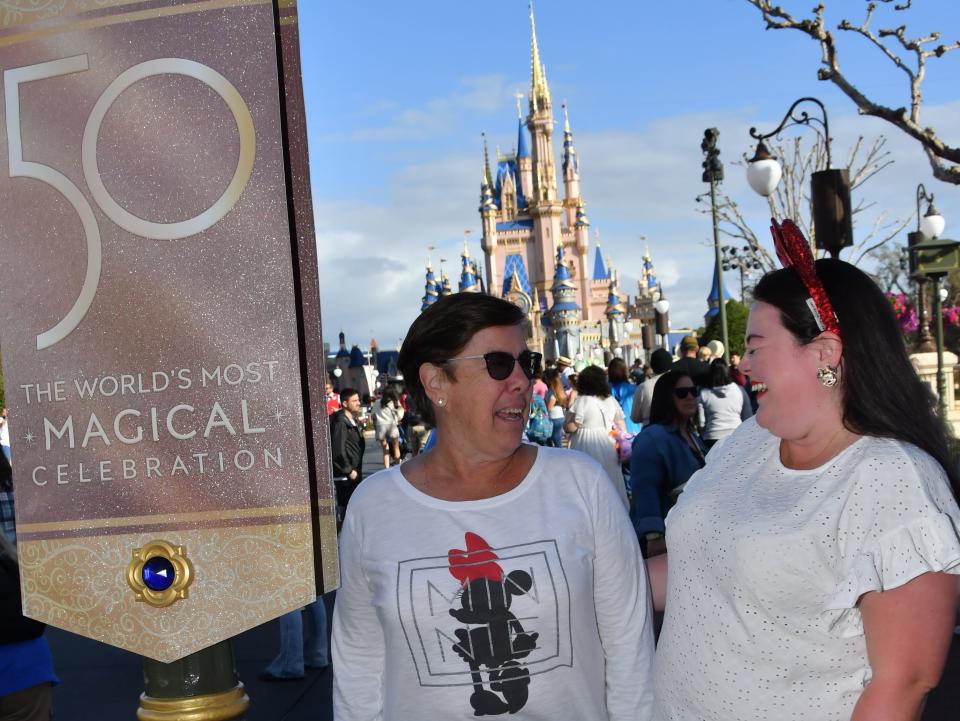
[{"x1": 126, "y1": 540, "x2": 193, "y2": 608}]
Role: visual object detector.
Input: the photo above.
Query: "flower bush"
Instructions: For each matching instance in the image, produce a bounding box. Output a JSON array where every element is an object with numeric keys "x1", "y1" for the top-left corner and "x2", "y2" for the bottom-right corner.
[
  {"x1": 886, "y1": 292, "x2": 960, "y2": 353},
  {"x1": 887, "y1": 292, "x2": 919, "y2": 333}
]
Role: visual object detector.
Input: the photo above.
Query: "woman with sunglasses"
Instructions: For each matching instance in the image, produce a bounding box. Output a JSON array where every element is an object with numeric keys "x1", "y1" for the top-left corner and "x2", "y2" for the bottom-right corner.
[
  {"x1": 563, "y1": 365, "x2": 630, "y2": 511},
  {"x1": 652, "y1": 220, "x2": 960, "y2": 721},
  {"x1": 332, "y1": 293, "x2": 655, "y2": 721},
  {"x1": 629, "y1": 371, "x2": 706, "y2": 557}
]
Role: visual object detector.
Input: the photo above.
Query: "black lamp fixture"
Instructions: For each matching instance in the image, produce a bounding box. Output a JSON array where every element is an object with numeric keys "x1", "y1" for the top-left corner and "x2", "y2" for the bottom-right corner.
[
  {"x1": 907, "y1": 183, "x2": 946, "y2": 352},
  {"x1": 653, "y1": 284, "x2": 670, "y2": 351},
  {"x1": 746, "y1": 97, "x2": 852, "y2": 259},
  {"x1": 721, "y1": 244, "x2": 763, "y2": 303},
  {"x1": 908, "y1": 194, "x2": 957, "y2": 419}
]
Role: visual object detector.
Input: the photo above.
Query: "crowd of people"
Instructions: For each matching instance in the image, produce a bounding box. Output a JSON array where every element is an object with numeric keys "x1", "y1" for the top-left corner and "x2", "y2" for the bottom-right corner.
[
  {"x1": 329, "y1": 220, "x2": 960, "y2": 721},
  {"x1": 4, "y1": 221, "x2": 960, "y2": 720}
]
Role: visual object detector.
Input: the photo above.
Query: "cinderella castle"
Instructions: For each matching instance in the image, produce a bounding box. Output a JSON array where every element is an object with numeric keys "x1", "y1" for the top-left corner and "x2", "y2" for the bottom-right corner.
[{"x1": 419, "y1": 3, "x2": 667, "y2": 364}]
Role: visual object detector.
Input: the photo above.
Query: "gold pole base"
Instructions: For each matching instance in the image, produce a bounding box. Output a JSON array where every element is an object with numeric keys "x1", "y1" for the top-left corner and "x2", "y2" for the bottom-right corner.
[{"x1": 137, "y1": 684, "x2": 249, "y2": 721}]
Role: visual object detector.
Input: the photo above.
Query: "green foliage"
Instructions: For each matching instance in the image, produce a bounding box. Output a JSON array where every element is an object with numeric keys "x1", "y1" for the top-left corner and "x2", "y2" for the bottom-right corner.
[{"x1": 701, "y1": 300, "x2": 749, "y2": 357}]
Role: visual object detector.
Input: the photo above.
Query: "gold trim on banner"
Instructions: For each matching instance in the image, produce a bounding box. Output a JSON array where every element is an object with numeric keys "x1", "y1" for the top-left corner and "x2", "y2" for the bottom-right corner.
[
  {"x1": 0, "y1": 0, "x2": 153, "y2": 30},
  {"x1": 0, "y1": 0, "x2": 271, "y2": 47},
  {"x1": 18, "y1": 523, "x2": 317, "y2": 662},
  {"x1": 17, "y1": 503, "x2": 318, "y2": 534},
  {"x1": 318, "y1": 508, "x2": 339, "y2": 592},
  {"x1": 137, "y1": 684, "x2": 249, "y2": 721}
]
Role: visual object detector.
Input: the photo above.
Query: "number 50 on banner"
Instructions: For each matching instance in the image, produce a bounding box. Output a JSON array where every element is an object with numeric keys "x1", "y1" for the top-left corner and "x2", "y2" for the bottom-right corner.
[{"x1": 5, "y1": 55, "x2": 256, "y2": 350}]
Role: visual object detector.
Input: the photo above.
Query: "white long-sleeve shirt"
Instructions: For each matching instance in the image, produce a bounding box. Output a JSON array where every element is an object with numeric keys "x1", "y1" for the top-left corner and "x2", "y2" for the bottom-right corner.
[{"x1": 332, "y1": 446, "x2": 655, "y2": 721}]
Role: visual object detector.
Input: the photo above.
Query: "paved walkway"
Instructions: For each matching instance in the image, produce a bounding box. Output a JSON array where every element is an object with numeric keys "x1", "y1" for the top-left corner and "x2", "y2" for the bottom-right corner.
[{"x1": 42, "y1": 439, "x2": 960, "y2": 720}]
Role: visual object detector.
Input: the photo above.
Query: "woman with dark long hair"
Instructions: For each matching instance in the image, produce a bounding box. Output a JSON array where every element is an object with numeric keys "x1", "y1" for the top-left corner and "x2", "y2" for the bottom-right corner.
[
  {"x1": 564, "y1": 365, "x2": 630, "y2": 510},
  {"x1": 651, "y1": 220, "x2": 960, "y2": 721},
  {"x1": 629, "y1": 370, "x2": 706, "y2": 557}
]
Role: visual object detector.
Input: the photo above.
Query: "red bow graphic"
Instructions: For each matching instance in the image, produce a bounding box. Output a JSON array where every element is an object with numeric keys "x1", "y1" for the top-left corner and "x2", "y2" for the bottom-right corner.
[{"x1": 448, "y1": 532, "x2": 504, "y2": 585}]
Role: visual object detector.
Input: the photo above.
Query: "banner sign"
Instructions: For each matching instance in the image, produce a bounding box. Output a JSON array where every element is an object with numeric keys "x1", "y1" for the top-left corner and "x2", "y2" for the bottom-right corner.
[{"x1": 0, "y1": 0, "x2": 337, "y2": 662}]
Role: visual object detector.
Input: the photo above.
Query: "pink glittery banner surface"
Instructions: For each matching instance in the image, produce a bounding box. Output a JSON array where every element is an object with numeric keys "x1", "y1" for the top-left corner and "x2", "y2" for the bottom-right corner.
[{"x1": 0, "y1": 0, "x2": 334, "y2": 661}]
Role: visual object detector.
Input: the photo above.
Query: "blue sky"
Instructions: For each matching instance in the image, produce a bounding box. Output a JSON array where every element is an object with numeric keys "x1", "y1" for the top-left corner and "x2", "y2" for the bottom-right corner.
[{"x1": 296, "y1": 0, "x2": 960, "y2": 350}]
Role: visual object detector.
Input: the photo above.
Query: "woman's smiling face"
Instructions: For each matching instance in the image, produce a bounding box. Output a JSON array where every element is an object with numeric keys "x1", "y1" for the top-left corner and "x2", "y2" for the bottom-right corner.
[
  {"x1": 741, "y1": 301, "x2": 830, "y2": 441},
  {"x1": 438, "y1": 324, "x2": 533, "y2": 459}
]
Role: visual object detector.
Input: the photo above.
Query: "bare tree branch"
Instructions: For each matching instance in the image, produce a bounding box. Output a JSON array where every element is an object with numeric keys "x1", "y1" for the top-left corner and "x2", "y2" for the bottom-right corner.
[{"x1": 745, "y1": 0, "x2": 960, "y2": 184}]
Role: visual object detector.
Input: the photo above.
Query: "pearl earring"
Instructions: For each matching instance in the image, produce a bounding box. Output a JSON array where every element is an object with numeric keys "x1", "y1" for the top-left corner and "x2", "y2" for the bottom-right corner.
[{"x1": 437, "y1": 398, "x2": 446, "y2": 407}]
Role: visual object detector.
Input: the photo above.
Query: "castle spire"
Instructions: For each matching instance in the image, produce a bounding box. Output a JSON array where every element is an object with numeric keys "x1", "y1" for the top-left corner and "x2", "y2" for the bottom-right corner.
[
  {"x1": 561, "y1": 101, "x2": 579, "y2": 179},
  {"x1": 459, "y1": 241, "x2": 480, "y2": 293},
  {"x1": 592, "y1": 230, "x2": 609, "y2": 281},
  {"x1": 529, "y1": 1, "x2": 552, "y2": 113},
  {"x1": 605, "y1": 271, "x2": 625, "y2": 318},
  {"x1": 421, "y1": 258, "x2": 439, "y2": 312},
  {"x1": 480, "y1": 134, "x2": 497, "y2": 211},
  {"x1": 482, "y1": 133, "x2": 493, "y2": 187}
]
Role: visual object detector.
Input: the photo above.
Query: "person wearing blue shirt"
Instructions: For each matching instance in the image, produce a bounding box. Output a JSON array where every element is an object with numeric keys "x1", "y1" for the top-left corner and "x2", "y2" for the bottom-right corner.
[{"x1": 630, "y1": 371, "x2": 706, "y2": 557}]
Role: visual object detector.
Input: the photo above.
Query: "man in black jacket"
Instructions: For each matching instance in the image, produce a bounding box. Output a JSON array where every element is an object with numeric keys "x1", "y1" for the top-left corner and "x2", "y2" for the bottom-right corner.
[{"x1": 329, "y1": 388, "x2": 365, "y2": 519}]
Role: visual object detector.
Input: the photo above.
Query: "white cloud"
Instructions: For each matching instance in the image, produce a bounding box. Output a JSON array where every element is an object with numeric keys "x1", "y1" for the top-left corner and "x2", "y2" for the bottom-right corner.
[
  {"x1": 314, "y1": 100, "x2": 960, "y2": 345},
  {"x1": 320, "y1": 74, "x2": 520, "y2": 144}
]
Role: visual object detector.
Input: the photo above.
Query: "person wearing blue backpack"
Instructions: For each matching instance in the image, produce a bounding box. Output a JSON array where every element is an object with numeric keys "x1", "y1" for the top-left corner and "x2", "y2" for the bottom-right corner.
[
  {"x1": 525, "y1": 390, "x2": 553, "y2": 445},
  {"x1": 607, "y1": 358, "x2": 641, "y2": 435}
]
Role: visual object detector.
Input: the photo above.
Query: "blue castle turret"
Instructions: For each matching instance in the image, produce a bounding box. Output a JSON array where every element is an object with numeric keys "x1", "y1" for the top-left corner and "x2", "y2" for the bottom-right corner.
[
  {"x1": 548, "y1": 244, "x2": 581, "y2": 359},
  {"x1": 605, "y1": 271, "x2": 626, "y2": 348},
  {"x1": 459, "y1": 242, "x2": 480, "y2": 293},
  {"x1": 705, "y1": 257, "x2": 734, "y2": 320},
  {"x1": 420, "y1": 261, "x2": 439, "y2": 312}
]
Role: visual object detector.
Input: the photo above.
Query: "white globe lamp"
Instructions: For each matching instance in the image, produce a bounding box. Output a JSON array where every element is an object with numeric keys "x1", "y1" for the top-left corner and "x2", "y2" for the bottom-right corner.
[
  {"x1": 746, "y1": 141, "x2": 782, "y2": 197},
  {"x1": 920, "y1": 204, "x2": 946, "y2": 240}
]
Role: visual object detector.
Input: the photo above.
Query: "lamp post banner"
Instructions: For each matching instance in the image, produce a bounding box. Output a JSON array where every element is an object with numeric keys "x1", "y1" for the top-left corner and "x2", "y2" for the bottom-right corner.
[{"x1": 0, "y1": 0, "x2": 337, "y2": 662}]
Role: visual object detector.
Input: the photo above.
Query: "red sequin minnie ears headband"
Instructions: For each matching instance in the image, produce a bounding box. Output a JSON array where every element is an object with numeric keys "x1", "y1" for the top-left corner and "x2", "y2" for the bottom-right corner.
[{"x1": 769, "y1": 218, "x2": 841, "y2": 337}]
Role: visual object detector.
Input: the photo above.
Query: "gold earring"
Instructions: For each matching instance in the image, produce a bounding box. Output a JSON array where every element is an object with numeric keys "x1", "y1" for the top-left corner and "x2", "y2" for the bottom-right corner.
[{"x1": 817, "y1": 366, "x2": 838, "y2": 388}]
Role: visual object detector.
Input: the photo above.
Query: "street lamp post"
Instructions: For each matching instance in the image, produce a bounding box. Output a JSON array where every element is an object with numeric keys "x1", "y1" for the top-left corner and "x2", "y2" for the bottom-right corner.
[
  {"x1": 654, "y1": 285, "x2": 670, "y2": 351},
  {"x1": 746, "y1": 97, "x2": 852, "y2": 259},
  {"x1": 907, "y1": 183, "x2": 945, "y2": 352},
  {"x1": 623, "y1": 321, "x2": 634, "y2": 366},
  {"x1": 702, "y1": 128, "x2": 729, "y2": 361},
  {"x1": 721, "y1": 244, "x2": 763, "y2": 303}
]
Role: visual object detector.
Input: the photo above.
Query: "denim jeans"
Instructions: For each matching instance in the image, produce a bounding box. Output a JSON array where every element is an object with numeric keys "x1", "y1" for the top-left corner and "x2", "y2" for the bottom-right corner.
[
  {"x1": 550, "y1": 417, "x2": 564, "y2": 448},
  {"x1": 264, "y1": 596, "x2": 329, "y2": 677}
]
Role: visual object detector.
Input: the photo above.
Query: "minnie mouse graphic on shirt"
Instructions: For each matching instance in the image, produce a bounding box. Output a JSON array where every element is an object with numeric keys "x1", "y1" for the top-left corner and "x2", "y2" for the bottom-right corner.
[{"x1": 447, "y1": 532, "x2": 539, "y2": 715}]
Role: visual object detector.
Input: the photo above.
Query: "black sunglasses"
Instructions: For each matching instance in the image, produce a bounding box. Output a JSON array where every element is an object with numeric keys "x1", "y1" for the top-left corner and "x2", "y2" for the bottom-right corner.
[
  {"x1": 673, "y1": 386, "x2": 699, "y2": 399},
  {"x1": 446, "y1": 350, "x2": 543, "y2": 381}
]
